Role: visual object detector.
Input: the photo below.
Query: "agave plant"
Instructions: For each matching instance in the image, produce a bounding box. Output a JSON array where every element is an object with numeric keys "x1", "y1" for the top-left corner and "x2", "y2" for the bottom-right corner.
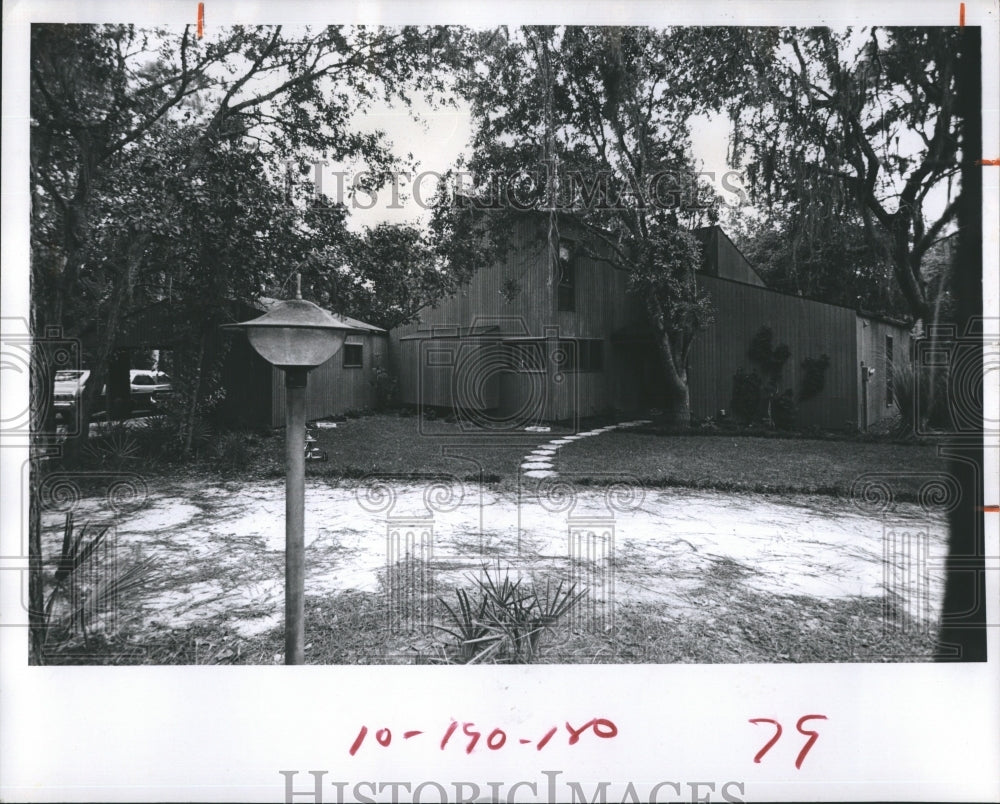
[
  {"x1": 41, "y1": 513, "x2": 156, "y2": 656},
  {"x1": 435, "y1": 562, "x2": 588, "y2": 664}
]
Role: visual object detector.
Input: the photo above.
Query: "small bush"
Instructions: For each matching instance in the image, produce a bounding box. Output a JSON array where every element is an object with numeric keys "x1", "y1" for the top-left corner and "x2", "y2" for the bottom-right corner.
[
  {"x1": 212, "y1": 431, "x2": 253, "y2": 471},
  {"x1": 436, "y1": 563, "x2": 587, "y2": 664},
  {"x1": 731, "y1": 370, "x2": 763, "y2": 424},
  {"x1": 799, "y1": 354, "x2": 831, "y2": 401},
  {"x1": 771, "y1": 389, "x2": 797, "y2": 430}
]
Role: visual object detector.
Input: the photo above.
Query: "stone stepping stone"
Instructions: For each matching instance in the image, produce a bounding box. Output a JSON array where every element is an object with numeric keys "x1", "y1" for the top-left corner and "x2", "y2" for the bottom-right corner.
[
  {"x1": 521, "y1": 461, "x2": 553, "y2": 471},
  {"x1": 548, "y1": 439, "x2": 573, "y2": 445},
  {"x1": 523, "y1": 469, "x2": 557, "y2": 479}
]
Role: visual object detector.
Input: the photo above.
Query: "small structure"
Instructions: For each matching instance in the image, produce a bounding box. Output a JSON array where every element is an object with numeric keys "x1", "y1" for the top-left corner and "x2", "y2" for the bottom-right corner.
[{"x1": 219, "y1": 298, "x2": 386, "y2": 428}]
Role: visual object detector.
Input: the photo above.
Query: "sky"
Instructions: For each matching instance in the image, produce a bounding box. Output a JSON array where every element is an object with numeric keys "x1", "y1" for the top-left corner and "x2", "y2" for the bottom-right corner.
[{"x1": 337, "y1": 99, "x2": 736, "y2": 232}]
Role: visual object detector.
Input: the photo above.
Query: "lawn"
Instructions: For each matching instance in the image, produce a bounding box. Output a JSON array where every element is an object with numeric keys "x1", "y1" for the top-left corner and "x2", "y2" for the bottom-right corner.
[
  {"x1": 550, "y1": 429, "x2": 948, "y2": 499},
  {"x1": 224, "y1": 412, "x2": 946, "y2": 500}
]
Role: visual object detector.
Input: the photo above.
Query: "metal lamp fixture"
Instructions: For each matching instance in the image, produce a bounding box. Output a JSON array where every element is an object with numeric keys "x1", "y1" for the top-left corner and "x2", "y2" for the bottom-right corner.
[{"x1": 222, "y1": 277, "x2": 363, "y2": 664}]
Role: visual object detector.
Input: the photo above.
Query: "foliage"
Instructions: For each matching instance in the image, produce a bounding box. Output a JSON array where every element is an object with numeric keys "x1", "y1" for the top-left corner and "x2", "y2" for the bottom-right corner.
[
  {"x1": 212, "y1": 431, "x2": 254, "y2": 471},
  {"x1": 731, "y1": 326, "x2": 796, "y2": 427},
  {"x1": 771, "y1": 389, "x2": 797, "y2": 431},
  {"x1": 82, "y1": 423, "x2": 141, "y2": 467},
  {"x1": 799, "y1": 354, "x2": 831, "y2": 402},
  {"x1": 454, "y1": 26, "x2": 720, "y2": 426},
  {"x1": 702, "y1": 27, "x2": 963, "y2": 323},
  {"x1": 30, "y1": 23, "x2": 466, "y2": 445},
  {"x1": 730, "y1": 370, "x2": 763, "y2": 424},
  {"x1": 369, "y1": 363, "x2": 398, "y2": 411},
  {"x1": 890, "y1": 359, "x2": 950, "y2": 439},
  {"x1": 38, "y1": 513, "x2": 157, "y2": 661},
  {"x1": 732, "y1": 211, "x2": 909, "y2": 318},
  {"x1": 436, "y1": 563, "x2": 587, "y2": 664}
]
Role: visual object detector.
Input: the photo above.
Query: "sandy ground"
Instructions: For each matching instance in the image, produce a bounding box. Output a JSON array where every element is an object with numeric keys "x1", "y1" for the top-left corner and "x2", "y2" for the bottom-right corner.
[{"x1": 39, "y1": 476, "x2": 948, "y2": 644}]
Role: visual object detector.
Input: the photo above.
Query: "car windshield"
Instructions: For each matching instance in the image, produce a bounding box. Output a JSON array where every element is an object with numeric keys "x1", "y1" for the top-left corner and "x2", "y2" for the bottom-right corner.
[{"x1": 55, "y1": 371, "x2": 83, "y2": 381}]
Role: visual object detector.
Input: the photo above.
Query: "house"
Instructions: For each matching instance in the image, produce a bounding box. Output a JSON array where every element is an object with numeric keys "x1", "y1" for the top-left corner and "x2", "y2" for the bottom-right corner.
[
  {"x1": 388, "y1": 220, "x2": 911, "y2": 431},
  {"x1": 114, "y1": 297, "x2": 388, "y2": 428}
]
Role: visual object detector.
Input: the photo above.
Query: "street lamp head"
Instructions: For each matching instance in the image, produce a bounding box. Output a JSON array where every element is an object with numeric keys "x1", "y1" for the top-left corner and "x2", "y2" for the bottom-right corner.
[{"x1": 222, "y1": 297, "x2": 363, "y2": 370}]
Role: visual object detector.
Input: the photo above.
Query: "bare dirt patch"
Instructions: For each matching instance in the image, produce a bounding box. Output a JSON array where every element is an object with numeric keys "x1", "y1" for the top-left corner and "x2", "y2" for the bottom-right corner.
[{"x1": 37, "y1": 477, "x2": 947, "y2": 664}]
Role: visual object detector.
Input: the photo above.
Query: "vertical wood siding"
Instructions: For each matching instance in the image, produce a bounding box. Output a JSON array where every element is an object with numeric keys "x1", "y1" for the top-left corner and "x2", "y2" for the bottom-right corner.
[
  {"x1": 270, "y1": 333, "x2": 387, "y2": 426},
  {"x1": 688, "y1": 275, "x2": 860, "y2": 429},
  {"x1": 856, "y1": 315, "x2": 912, "y2": 427}
]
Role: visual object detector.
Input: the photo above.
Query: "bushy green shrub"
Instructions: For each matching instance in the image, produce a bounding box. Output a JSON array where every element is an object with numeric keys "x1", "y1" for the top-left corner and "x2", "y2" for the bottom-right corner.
[{"x1": 731, "y1": 369, "x2": 764, "y2": 423}]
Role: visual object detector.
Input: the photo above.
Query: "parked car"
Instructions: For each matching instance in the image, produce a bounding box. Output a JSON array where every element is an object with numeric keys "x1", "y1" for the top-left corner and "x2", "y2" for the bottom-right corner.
[
  {"x1": 99, "y1": 370, "x2": 173, "y2": 412},
  {"x1": 129, "y1": 370, "x2": 173, "y2": 410},
  {"x1": 53, "y1": 370, "x2": 90, "y2": 419}
]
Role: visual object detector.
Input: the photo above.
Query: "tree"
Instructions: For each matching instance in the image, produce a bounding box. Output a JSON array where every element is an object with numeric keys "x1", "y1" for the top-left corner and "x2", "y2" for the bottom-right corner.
[
  {"x1": 708, "y1": 27, "x2": 962, "y2": 325},
  {"x1": 30, "y1": 23, "x2": 462, "y2": 441},
  {"x1": 730, "y1": 207, "x2": 910, "y2": 317},
  {"x1": 454, "y1": 26, "x2": 719, "y2": 427}
]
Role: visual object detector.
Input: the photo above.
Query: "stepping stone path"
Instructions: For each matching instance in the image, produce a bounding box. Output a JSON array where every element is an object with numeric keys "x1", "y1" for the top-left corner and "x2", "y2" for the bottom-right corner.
[{"x1": 520, "y1": 420, "x2": 652, "y2": 478}]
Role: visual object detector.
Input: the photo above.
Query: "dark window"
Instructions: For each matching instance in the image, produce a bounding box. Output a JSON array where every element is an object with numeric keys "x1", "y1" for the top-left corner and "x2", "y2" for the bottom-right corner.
[
  {"x1": 503, "y1": 341, "x2": 545, "y2": 372},
  {"x1": 556, "y1": 239, "x2": 576, "y2": 312},
  {"x1": 557, "y1": 339, "x2": 603, "y2": 373},
  {"x1": 343, "y1": 344, "x2": 363, "y2": 368},
  {"x1": 885, "y1": 335, "x2": 894, "y2": 406}
]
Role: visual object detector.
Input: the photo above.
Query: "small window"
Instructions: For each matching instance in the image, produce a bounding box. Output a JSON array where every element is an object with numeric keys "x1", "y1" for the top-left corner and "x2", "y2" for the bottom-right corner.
[
  {"x1": 885, "y1": 335, "x2": 894, "y2": 406},
  {"x1": 557, "y1": 339, "x2": 603, "y2": 373},
  {"x1": 343, "y1": 344, "x2": 363, "y2": 369},
  {"x1": 556, "y1": 239, "x2": 576, "y2": 312},
  {"x1": 503, "y1": 341, "x2": 545, "y2": 372}
]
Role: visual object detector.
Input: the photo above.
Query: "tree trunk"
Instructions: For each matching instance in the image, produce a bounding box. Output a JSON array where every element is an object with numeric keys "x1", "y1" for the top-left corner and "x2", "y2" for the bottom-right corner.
[
  {"x1": 182, "y1": 331, "x2": 208, "y2": 457},
  {"x1": 656, "y1": 332, "x2": 691, "y2": 428}
]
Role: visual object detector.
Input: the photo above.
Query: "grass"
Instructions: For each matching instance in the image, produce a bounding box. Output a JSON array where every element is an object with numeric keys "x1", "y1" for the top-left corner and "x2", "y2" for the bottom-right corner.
[
  {"x1": 554, "y1": 429, "x2": 946, "y2": 499},
  {"x1": 52, "y1": 411, "x2": 944, "y2": 501},
  {"x1": 42, "y1": 583, "x2": 939, "y2": 665}
]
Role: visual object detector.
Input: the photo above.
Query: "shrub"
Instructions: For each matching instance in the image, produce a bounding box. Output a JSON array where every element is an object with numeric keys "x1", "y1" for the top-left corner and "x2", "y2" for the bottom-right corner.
[
  {"x1": 370, "y1": 364, "x2": 398, "y2": 411},
  {"x1": 436, "y1": 562, "x2": 587, "y2": 664},
  {"x1": 212, "y1": 431, "x2": 253, "y2": 471},
  {"x1": 771, "y1": 389, "x2": 797, "y2": 430},
  {"x1": 731, "y1": 369, "x2": 763, "y2": 424},
  {"x1": 799, "y1": 354, "x2": 831, "y2": 401}
]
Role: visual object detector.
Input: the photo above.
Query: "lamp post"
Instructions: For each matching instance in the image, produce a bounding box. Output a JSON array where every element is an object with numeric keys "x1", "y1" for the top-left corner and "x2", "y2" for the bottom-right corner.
[{"x1": 222, "y1": 278, "x2": 362, "y2": 664}]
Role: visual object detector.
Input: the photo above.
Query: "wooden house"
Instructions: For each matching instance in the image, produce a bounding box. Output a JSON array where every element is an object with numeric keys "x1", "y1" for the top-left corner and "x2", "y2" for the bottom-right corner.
[{"x1": 389, "y1": 221, "x2": 911, "y2": 431}]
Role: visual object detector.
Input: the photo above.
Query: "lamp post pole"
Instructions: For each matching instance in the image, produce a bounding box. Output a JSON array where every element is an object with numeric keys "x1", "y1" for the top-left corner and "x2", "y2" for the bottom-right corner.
[
  {"x1": 284, "y1": 366, "x2": 308, "y2": 665},
  {"x1": 222, "y1": 274, "x2": 362, "y2": 665}
]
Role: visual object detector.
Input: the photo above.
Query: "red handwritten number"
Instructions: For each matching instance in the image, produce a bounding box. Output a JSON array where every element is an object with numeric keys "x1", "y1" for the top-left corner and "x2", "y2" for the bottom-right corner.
[
  {"x1": 749, "y1": 716, "x2": 826, "y2": 769},
  {"x1": 748, "y1": 718, "x2": 783, "y2": 764},
  {"x1": 349, "y1": 726, "x2": 368, "y2": 756},
  {"x1": 462, "y1": 722, "x2": 481, "y2": 754},
  {"x1": 794, "y1": 715, "x2": 827, "y2": 769},
  {"x1": 536, "y1": 726, "x2": 558, "y2": 751},
  {"x1": 592, "y1": 718, "x2": 618, "y2": 739},
  {"x1": 440, "y1": 721, "x2": 458, "y2": 750},
  {"x1": 487, "y1": 728, "x2": 507, "y2": 750},
  {"x1": 376, "y1": 728, "x2": 392, "y2": 747}
]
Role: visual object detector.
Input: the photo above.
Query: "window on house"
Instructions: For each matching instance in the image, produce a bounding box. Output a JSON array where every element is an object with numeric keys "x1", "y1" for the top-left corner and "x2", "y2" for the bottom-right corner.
[
  {"x1": 503, "y1": 341, "x2": 545, "y2": 372},
  {"x1": 885, "y1": 335, "x2": 894, "y2": 406},
  {"x1": 556, "y1": 239, "x2": 576, "y2": 312},
  {"x1": 343, "y1": 343, "x2": 363, "y2": 368},
  {"x1": 557, "y1": 339, "x2": 603, "y2": 373}
]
